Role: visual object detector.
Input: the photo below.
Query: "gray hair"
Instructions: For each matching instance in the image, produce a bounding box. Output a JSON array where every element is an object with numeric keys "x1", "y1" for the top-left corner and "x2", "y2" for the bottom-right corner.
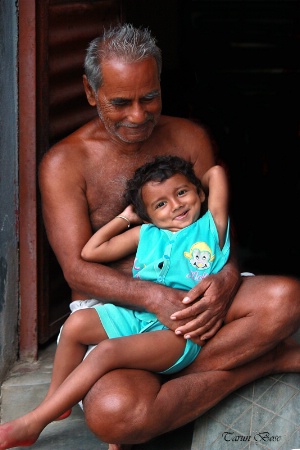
[{"x1": 84, "y1": 23, "x2": 162, "y2": 92}]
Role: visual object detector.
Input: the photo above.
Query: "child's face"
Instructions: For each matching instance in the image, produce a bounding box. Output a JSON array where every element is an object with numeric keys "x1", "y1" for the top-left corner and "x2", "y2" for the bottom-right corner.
[{"x1": 141, "y1": 173, "x2": 205, "y2": 232}]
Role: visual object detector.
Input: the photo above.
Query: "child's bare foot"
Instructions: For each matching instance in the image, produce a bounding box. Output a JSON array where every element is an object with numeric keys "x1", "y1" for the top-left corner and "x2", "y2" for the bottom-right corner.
[
  {"x1": 108, "y1": 444, "x2": 133, "y2": 450},
  {"x1": 0, "y1": 415, "x2": 40, "y2": 449},
  {"x1": 55, "y1": 408, "x2": 72, "y2": 421}
]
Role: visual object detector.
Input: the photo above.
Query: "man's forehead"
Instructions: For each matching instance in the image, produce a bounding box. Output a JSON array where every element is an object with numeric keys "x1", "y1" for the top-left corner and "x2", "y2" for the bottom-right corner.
[
  {"x1": 99, "y1": 60, "x2": 160, "y2": 98},
  {"x1": 101, "y1": 57, "x2": 159, "y2": 82}
]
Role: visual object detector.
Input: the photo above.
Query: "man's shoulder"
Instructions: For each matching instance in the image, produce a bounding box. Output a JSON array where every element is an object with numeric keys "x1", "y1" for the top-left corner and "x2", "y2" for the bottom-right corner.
[
  {"x1": 159, "y1": 115, "x2": 210, "y2": 137},
  {"x1": 52, "y1": 119, "x2": 96, "y2": 151},
  {"x1": 157, "y1": 115, "x2": 213, "y2": 152},
  {"x1": 40, "y1": 119, "x2": 97, "y2": 167},
  {"x1": 160, "y1": 114, "x2": 203, "y2": 127}
]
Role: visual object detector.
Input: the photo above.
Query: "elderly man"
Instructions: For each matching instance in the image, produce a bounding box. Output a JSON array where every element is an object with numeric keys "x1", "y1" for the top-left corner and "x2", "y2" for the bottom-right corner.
[{"x1": 38, "y1": 24, "x2": 300, "y2": 449}]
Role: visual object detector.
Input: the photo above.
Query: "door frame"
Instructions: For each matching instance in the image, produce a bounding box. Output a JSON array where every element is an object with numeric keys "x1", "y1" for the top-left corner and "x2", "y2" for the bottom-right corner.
[{"x1": 19, "y1": 0, "x2": 38, "y2": 360}]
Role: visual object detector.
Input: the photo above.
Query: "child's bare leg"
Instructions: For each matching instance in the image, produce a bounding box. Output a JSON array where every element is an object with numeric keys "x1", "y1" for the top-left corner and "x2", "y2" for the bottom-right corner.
[
  {"x1": 0, "y1": 331, "x2": 185, "y2": 449},
  {"x1": 46, "y1": 308, "x2": 106, "y2": 396},
  {"x1": 45, "y1": 308, "x2": 107, "y2": 419}
]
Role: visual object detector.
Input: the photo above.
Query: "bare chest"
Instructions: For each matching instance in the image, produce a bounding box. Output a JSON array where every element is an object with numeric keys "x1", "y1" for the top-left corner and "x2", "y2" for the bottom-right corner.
[{"x1": 86, "y1": 155, "x2": 152, "y2": 231}]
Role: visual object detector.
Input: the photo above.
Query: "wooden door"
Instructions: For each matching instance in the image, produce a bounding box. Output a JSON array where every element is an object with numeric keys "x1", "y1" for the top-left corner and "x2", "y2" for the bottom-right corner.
[{"x1": 36, "y1": 0, "x2": 123, "y2": 344}]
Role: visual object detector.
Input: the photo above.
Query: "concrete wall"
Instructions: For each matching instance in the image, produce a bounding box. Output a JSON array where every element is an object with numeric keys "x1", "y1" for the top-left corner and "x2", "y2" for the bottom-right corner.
[{"x1": 0, "y1": 0, "x2": 19, "y2": 382}]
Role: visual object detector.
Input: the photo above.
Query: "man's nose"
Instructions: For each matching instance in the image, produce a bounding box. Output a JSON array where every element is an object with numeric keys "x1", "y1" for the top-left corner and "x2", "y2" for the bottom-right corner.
[{"x1": 128, "y1": 103, "x2": 147, "y2": 123}]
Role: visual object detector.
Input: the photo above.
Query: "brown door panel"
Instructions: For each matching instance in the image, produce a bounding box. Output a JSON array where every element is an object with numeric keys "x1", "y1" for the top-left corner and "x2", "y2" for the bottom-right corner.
[{"x1": 36, "y1": 0, "x2": 123, "y2": 344}]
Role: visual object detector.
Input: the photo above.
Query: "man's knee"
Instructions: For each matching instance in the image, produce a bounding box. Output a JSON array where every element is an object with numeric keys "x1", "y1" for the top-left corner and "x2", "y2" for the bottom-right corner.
[
  {"x1": 270, "y1": 276, "x2": 300, "y2": 327},
  {"x1": 83, "y1": 388, "x2": 134, "y2": 441},
  {"x1": 251, "y1": 276, "x2": 300, "y2": 336},
  {"x1": 233, "y1": 275, "x2": 300, "y2": 313},
  {"x1": 82, "y1": 370, "x2": 162, "y2": 444},
  {"x1": 226, "y1": 275, "x2": 300, "y2": 340}
]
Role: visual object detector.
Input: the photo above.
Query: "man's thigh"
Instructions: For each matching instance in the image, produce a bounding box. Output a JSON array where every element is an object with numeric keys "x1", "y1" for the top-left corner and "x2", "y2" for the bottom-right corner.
[{"x1": 223, "y1": 274, "x2": 279, "y2": 323}]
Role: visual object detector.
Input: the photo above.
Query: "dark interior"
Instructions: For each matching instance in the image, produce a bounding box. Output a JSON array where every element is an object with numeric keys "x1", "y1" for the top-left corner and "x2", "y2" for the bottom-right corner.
[
  {"x1": 36, "y1": 0, "x2": 300, "y2": 345},
  {"x1": 124, "y1": 0, "x2": 300, "y2": 277}
]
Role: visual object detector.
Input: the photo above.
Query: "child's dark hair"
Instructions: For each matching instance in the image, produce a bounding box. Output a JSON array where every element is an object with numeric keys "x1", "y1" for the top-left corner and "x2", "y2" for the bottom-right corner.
[{"x1": 124, "y1": 155, "x2": 203, "y2": 222}]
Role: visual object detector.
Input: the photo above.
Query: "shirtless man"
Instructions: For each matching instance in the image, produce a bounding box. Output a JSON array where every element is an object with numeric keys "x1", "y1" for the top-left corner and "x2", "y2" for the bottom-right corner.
[{"x1": 38, "y1": 24, "x2": 300, "y2": 449}]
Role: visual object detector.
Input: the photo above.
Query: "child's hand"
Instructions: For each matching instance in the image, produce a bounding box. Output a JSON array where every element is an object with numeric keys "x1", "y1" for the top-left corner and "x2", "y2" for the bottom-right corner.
[{"x1": 120, "y1": 205, "x2": 143, "y2": 226}]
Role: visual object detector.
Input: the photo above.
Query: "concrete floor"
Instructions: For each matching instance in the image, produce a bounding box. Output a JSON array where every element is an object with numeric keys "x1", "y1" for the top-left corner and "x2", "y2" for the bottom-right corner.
[
  {"x1": 0, "y1": 342, "x2": 192, "y2": 450},
  {"x1": 1, "y1": 331, "x2": 300, "y2": 450}
]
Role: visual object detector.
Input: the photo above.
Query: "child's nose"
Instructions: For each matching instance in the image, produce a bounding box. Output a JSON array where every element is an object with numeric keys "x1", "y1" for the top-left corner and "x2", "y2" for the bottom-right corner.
[{"x1": 171, "y1": 198, "x2": 182, "y2": 211}]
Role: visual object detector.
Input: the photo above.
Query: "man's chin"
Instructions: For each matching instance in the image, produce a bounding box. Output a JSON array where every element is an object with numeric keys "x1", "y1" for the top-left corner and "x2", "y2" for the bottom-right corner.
[
  {"x1": 117, "y1": 122, "x2": 156, "y2": 143},
  {"x1": 117, "y1": 130, "x2": 154, "y2": 144}
]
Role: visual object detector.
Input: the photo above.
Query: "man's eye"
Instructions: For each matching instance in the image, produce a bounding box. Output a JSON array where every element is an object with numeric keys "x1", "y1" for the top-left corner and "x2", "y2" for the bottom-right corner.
[
  {"x1": 111, "y1": 100, "x2": 129, "y2": 107},
  {"x1": 142, "y1": 96, "x2": 156, "y2": 102},
  {"x1": 141, "y1": 91, "x2": 161, "y2": 102}
]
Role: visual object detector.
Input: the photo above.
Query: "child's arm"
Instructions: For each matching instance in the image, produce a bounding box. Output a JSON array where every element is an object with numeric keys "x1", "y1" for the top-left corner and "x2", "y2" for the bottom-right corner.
[
  {"x1": 81, "y1": 205, "x2": 142, "y2": 263},
  {"x1": 201, "y1": 165, "x2": 229, "y2": 249}
]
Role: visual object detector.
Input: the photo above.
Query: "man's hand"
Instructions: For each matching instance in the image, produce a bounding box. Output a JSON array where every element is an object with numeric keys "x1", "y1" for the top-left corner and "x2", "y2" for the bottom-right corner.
[{"x1": 169, "y1": 263, "x2": 241, "y2": 345}]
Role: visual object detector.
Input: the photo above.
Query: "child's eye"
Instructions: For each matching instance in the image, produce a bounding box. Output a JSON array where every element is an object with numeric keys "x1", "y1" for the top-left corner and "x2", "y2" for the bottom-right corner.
[
  {"x1": 155, "y1": 201, "x2": 166, "y2": 209},
  {"x1": 178, "y1": 189, "x2": 187, "y2": 197}
]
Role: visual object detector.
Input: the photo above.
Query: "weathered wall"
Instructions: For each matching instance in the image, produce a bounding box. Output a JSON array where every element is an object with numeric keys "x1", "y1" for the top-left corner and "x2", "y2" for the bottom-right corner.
[{"x1": 0, "y1": 0, "x2": 19, "y2": 382}]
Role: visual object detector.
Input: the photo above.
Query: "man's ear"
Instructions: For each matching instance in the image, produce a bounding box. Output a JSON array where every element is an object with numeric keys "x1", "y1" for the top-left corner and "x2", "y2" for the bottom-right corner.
[{"x1": 83, "y1": 75, "x2": 97, "y2": 106}]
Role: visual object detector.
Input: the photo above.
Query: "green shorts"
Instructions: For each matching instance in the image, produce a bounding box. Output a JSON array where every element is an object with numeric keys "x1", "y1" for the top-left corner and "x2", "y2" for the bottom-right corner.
[{"x1": 93, "y1": 303, "x2": 201, "y2": 375}]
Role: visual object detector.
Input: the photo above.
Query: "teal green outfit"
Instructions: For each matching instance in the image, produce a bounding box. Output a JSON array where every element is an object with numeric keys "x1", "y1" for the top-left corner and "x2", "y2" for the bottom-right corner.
[
  {"x1": 133, "y1": 210, "x2": 230, "y2": 287},
  {"x1": 94, "y1": 210, "x2": 230, "y2": 375}
]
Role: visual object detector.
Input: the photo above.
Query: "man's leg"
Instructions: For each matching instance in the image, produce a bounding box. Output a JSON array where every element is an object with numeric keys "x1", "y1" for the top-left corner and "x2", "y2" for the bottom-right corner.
[
  {"x1": 83, "y1": 338, "x2": 300, "y2": 445},
  {"x1": 83, "y1": 274, "x2": 300, "y2": 445},
  {"x1": 194, "y1": 274, "x2": 300, "y2": 371}
]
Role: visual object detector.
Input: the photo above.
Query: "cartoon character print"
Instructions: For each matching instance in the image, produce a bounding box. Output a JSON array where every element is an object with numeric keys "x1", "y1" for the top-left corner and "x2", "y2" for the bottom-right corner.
[
  {"x1": 134, "y1": 257, "x2": 152, "y2": 279},
  {"x1": 184, "y1": 242, "x2": 215, "y2": 270},
  {"x1": 133, "y1": 257, "x2": 141, "y2": 271},
  {"x1": 133, "y1": 257, "x2": 142, "y2": 278}
]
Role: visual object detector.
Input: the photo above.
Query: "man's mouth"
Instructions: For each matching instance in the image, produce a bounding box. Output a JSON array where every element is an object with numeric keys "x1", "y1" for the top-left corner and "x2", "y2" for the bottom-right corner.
[{"x1": 119, "y1": 117, "x2": 154, "y2": 130}]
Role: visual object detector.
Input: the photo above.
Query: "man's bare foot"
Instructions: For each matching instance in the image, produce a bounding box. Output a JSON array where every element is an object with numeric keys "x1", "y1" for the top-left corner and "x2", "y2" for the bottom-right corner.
[
  {"x1": 108, "y1": 444, "x2": 133, "y2": 450},
  {"x1": 272, "y1": 337, "x2": 300, "y2": 373},
  {"x1": 0, "y1": 415, "x2": 40, "y2": 449}
]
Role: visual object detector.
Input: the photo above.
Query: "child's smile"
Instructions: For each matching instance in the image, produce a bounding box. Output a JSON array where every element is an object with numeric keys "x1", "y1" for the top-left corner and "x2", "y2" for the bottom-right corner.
[{"x1": 142, "y1": 173, "x2": 205, "y2": 232}]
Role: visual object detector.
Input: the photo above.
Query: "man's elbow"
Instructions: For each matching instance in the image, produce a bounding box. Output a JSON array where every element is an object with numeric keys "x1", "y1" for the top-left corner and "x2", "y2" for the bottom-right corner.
[{"x1": 62, "y1": 260, "x2": 85, "y2": 291}]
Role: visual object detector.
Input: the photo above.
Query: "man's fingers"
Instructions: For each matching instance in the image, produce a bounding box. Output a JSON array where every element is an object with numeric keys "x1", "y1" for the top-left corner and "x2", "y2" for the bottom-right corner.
[
  {"x1": 170, "y1": 302, "x2": 206, "y2": 320},
  {"x1": 174, "y1": 313, "x2": 219, "y2": 337}
]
